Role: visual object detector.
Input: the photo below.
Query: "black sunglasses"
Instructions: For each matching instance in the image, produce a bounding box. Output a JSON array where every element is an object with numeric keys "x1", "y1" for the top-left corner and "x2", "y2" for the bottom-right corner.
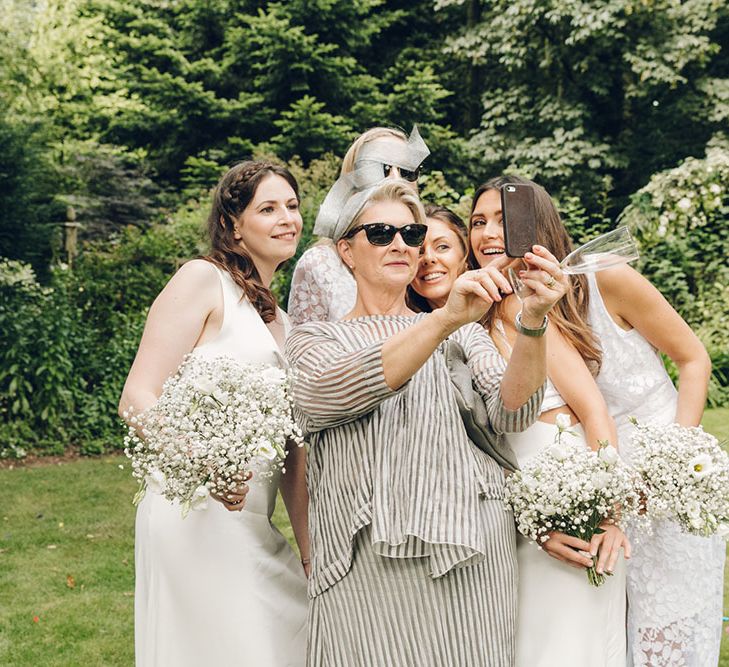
[
  {"x1": 383, "y1": 163, "x2": 421, "y2": 183},
  {"x1": 344, "y1": 222, "x2": 428, "y2": 247}
]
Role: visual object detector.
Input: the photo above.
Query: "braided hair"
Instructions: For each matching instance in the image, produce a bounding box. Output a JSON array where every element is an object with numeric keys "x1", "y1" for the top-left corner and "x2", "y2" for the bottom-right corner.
[{"x1": 205, "y1": 161, "x2": 299, "y2": 323}]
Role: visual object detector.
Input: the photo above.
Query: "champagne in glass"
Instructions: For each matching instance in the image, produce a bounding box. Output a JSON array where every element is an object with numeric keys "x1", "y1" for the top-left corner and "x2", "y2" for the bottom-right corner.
[{"x1": 560, "y1": 226, "x2": 640, "y2": 275}]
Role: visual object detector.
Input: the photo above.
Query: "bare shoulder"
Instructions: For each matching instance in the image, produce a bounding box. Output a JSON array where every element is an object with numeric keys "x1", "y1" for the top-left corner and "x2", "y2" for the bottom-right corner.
[
  {"x1": 595, "y1": 264, "x2": 651, "y2": 298},
  {"x1": 175, "y1": 258, "x2": 219, "y2": 284},
  {"x1": 153, "y1": 259, "x2": 221, "y2": 310}
]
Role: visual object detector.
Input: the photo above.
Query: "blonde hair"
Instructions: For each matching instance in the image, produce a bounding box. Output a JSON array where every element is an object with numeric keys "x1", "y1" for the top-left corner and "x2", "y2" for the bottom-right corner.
[
  {"x1": 343, "y1": 180, "x2": 425, "y2": 238},
  {"x1": 340, "y1": 127, "x2": 408, "y2": 175},
  {"x1": 316, "y1": 127, "x2": 409, "y2": 251}
]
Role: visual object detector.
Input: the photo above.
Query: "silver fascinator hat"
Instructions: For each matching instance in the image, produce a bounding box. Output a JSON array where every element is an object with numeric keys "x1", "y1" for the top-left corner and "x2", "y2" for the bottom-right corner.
[{"x1": 313, "y1": 126, "x2": 430, "y2": 241}]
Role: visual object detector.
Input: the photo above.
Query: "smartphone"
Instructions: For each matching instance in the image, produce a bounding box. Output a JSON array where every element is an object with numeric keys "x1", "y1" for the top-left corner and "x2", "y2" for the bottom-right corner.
[{"x1": 501, "y1": 183, "x2": 537, "y2": 258}]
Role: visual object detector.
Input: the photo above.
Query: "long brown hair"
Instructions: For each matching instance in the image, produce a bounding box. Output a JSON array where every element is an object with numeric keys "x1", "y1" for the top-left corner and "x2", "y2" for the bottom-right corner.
[
  {"x1": 407, "y1": 203, "x2": 468, "y2": 313},
  {"x1": 205, "y1": 161, "x2": 299, "y2": 323},
  {"x1": 468, "y1": 174, "x2": 602, "y2": 374}
]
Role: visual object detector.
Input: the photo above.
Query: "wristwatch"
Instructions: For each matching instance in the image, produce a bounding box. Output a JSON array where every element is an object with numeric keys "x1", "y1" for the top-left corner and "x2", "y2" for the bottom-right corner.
[{"x1": 515, "y1": 311, "x2": 548, "y2": 337}]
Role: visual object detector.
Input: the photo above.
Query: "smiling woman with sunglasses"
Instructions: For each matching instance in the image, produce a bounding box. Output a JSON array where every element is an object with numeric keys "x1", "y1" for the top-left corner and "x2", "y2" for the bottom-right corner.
[
  {"x1": 342, "y1": 221, "x2": 428, "y2": 245},
  {"x1": 285, "y1": 178, "x2": 568, "y2": 666}
]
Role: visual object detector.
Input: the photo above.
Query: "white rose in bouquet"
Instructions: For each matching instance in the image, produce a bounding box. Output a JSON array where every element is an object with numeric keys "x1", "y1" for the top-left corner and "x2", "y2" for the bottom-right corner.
[
  {"x1": 629, "y1": 420, "x2": 729, "y2": 538},
  {"x1": 261, "y1": 367, "x2": 287, "y2": 385},
  {"x1": 192, "y1": 376, "x2": 217, "y2": 395},
  {"x1": 555, "y1": 413, "x2": 572, "y2": 430},
  {"x1": 145, "y1": 469, "x2": 166, "y2": 495},
  {"x1": 256, "y1": 439, "x2": 279, "y2": 461},
  {"x1": 505, "y1": 415, "x2": 642, "y2": 586},
  {"x1": 598, "y1": 445, "x2": 619, "y2": 466},
  {"x1": 190, "y1": 485, "x2": 210, "y2": 511}
]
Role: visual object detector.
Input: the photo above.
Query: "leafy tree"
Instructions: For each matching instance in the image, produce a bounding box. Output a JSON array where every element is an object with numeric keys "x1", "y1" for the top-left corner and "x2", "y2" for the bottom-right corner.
[
  {"x1": 619, "y1": 140, "x2": 729, "y2": 405},
  {"x1": 54, "y1": 139, "x2": 161, "y2": 239},
  {"x1": 439, "y1": 0, "x2": 729, "y2": 215},
  {"x1": 270, "y1": 96, "x2": 353, "y2": 162},
  {"x1": 0, "y1": 115, "x2": 60, "y2": 275}
]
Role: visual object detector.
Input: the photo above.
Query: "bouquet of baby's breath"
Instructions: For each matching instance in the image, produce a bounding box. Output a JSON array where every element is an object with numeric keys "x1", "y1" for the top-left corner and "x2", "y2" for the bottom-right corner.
[
  {"x1": 504, "y1": 415, "x2": 643, "y2": 586},
  {"x1": 124, "y1": 354, "x2": 303, "y2": 517},
  {"x1": 629, "y1": 420, "x2": 729, "y2": 538}
]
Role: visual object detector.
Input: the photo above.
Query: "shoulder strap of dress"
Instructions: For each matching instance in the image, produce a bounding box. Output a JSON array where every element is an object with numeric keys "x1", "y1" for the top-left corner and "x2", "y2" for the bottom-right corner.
[
  {"x1": 280, "y1": 309, "x2": 292, "y2": 336},
  {"x1": 210, "y1": 263, "x2": 245, "y2": 317}
]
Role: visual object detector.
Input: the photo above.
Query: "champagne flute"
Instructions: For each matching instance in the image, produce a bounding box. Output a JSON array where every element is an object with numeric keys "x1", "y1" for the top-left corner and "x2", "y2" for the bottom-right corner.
[
  {"x1": 507, "y1": 264, "x2": 529, "y2": 302},
  {"x1": 559, "y1": 226, "x2": 640, "y2": 275}
]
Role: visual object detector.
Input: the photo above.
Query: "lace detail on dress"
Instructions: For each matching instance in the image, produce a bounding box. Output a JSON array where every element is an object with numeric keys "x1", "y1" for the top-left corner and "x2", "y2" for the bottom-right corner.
[
  {"x1": 586, "y1": 273, "x2": 725, "y2": 667},
  {"x1": 626, "y1": 520, "x2": 725, "y2": 667},
  {"x1": 585, "y1": 274, "x2": 678, "y2": 460},
  {"x1": 287, "y1": 245, "x2": 357, "y2": 325}
]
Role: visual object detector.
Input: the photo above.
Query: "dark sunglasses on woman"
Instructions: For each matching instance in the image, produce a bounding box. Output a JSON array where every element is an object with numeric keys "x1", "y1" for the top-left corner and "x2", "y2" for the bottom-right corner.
[
  {"x1": 383, "y1": 164, "x2": 421, "y2": 182},
  {"x1": 343, "y1": 222, "x2": 428, "y2": 247}
]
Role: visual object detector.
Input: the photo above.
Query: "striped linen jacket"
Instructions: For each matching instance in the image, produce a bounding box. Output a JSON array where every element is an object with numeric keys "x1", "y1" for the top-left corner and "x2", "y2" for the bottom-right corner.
[{"x1": 285, "y1": 314, "x2": 544, "y2": 597}]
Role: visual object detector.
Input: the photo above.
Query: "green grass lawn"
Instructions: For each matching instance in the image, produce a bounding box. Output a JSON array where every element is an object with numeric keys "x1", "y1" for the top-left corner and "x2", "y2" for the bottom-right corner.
[{"x1": 0, "y1": 409, "x2": 727, "y2": 666}]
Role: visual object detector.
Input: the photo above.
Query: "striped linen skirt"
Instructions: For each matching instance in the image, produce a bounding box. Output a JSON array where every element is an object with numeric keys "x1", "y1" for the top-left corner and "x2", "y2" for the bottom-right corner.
[{"x1": 308, "y1": 525, "x2": 517, "y2": 667}]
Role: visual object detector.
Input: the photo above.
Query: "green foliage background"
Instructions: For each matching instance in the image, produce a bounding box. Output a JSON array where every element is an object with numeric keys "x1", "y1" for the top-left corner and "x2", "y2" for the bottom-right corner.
[{"x1": 0, "y1": 0, "x2": 727, "y2": 454}]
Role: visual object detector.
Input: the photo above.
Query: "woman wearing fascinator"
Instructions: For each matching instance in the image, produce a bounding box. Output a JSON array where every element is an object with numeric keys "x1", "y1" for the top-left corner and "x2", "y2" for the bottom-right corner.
[
  {"x1": 285, "y1": 167, "x2": 569, "y2": 664},
  {"x1": 287, "y1": 125, "x2": 429, "y2": 324}
]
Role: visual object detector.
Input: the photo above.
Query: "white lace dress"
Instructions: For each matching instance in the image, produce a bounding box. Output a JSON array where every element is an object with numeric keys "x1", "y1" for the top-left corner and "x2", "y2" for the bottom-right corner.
[
  {"x1": 134, "y1": 266, "x2": 308, "y2": 666},
  {"x1": 587, "y1": 273, "x2": 725, "y2": 667},
  {"x1": 287, "y1": 244, "x2": 356, "y2": 325}
]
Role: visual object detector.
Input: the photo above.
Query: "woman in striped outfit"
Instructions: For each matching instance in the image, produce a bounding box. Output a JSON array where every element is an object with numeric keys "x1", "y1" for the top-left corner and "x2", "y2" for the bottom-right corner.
[{"x1": 285, "y1": 179, "x2": 568, "y2": 666}]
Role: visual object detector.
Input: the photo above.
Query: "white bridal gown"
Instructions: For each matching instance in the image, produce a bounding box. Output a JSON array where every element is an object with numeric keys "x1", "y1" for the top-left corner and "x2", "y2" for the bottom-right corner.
[
  {"x1": 587, "y1": 273, "x2": 725, "y2": 667},
  {"x1": 495, "y1": 316, "x2": 628, "y2": 667},
  {"x1": 134, "y1": 265, "x2": 307, "y2": 667},
  {"x1": 506, "y1": 412, "x2": 628, "y2": 667}
]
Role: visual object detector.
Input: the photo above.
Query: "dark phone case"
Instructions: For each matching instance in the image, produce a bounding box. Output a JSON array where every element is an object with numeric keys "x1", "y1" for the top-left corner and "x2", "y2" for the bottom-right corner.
[{"x1": 501, "y1": 184, "x2": 537, "y2": 257}]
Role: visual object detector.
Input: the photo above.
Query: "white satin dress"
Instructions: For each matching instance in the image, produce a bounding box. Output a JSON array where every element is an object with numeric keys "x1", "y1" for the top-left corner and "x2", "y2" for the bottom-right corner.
[
  {"x1": 505, "y1": 378, "x2": 628, "y2": 667},
  {"x1": 587, "y1": 273, "x2": 725, "y2": 667},
  {"x1": 134, "y1": 265, "x2": 308, "y2": 666}
]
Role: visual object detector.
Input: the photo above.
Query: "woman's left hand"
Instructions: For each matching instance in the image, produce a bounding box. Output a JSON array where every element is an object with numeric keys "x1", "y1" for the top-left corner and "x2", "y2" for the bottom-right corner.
[
  {"x1": 590, "y1": 522, "x2": 631, "y2": 575},
  {"x1": 517, "y1": 245, "x2": 568, "y2": 321}
]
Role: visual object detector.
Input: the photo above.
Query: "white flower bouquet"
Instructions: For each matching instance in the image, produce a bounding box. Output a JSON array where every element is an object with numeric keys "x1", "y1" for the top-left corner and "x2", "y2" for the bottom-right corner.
[
  {"x1": 628, "y1": 420, "x2": 729, "y2": 538},
  {"x1": 504, "y1": 415, "x2": 643, "y2": 586},
  {"x1": 124, "y1": 354, "x2": 303, "y2": 516}
]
